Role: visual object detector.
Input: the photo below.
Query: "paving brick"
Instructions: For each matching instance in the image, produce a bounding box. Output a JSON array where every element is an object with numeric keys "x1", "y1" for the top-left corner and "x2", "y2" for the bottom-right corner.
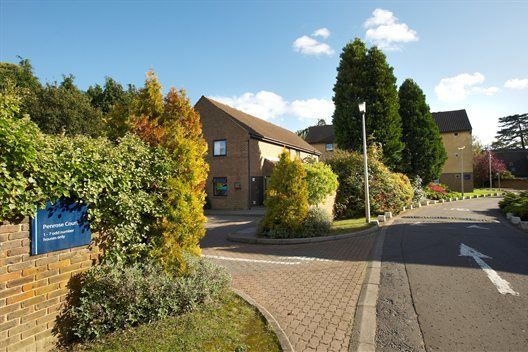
[{"x1": 202, "y1": 217, "x2": 376, "y2": 352}]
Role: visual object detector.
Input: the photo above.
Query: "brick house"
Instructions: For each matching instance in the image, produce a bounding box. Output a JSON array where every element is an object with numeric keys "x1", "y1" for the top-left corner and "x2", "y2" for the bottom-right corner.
[
  {"x1": 195, "y1": 96, "x2": 320, "y2": 210},
  {"x1": 432, "y1": 109, "x2": 474, "y2": 192},
  {"x1": 303, "y1": 125, "x2": 336, "y2": 161},
  {"x1": 302, "y1": 110, "x2": 474, "y2": 192}
]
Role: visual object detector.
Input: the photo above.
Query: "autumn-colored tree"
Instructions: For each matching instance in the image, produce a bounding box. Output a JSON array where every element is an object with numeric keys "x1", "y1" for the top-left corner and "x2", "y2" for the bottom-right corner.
[
  {"x1": 131, "y1": 71, "x2": 209, "y2": 272},
  {"x1": 159, "y1": 87, "x2": 208, "y2": 272}
]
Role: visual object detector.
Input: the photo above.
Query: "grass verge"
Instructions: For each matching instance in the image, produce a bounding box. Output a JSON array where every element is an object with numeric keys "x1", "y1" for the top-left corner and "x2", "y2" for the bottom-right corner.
[
  {"x1": 67, "y1": 291, "x2": 281, "y2": 352},
  {"x1": 328, "y1": 217, "x2": 374, "y2": 235}
]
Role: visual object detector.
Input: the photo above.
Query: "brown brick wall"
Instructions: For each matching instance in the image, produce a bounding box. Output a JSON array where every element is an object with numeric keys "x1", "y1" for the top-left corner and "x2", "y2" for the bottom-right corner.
[
  {"x1": 197, "y1": 98, "x2": 252, "y2": 210},
  {"x1": 0, "y1": 219, "x2": 99, "y2": 352},
  {"x1": 197, "y1": 99, "x2": 319, "y2": 210},
  {"x1": 309, "y1": 142, "x2": 337, "y2": 161},
  {"x1": 493, "y1": 178, "x2": 528, "y2": 190},
  {"x1": 440, "y1": 172, "x2": 474, "y2": 193}
]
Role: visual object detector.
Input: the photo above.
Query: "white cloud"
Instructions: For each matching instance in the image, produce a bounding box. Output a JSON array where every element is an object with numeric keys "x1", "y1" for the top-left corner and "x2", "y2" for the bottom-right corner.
[
  {"x1": 290, "y1": 98, "x2": 335, "y2": 120},
  {"x1": 434, "y1": 72, "x2": 499, "y2": 102},
  {"x1": 292, "y1": 35, "x2": 334, "y2": 56},
  {"x1": 211, "y1": 91, "x2": 334, "y2": 121},
  {"x1": 312, "y1": 27, "x2": 331, "y2": 39},
  {"x1": 364, "y1": 8, "x2": 418, "y2": 51},
  {"x1": 504, "y1": 78, "x2": 528, "y2": 89}
]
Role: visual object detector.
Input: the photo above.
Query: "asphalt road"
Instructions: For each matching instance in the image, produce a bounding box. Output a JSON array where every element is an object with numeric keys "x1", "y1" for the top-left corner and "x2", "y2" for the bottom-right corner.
[{"x1": 376, "y1": 197, "x2": 528, "y2": 352}]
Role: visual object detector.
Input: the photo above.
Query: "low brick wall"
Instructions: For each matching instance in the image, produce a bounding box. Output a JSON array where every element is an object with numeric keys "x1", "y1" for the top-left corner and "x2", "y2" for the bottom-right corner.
[
  {"x1": 0, "y1": 219, "x2": 99, "y2": 352},
  {"x1": 494, "y1": 178, "x2": 528, "y2": 190}
]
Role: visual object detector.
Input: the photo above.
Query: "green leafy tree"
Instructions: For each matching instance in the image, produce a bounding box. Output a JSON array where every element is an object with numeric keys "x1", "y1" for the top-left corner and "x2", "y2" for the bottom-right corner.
[
  {"x1": 0, "y1": 58, "x2": 42, "y2": 117},
  {"x1": 332, "y1": 38, "x2": 403, "y2": 169},
  {"x1": 26, "y1": 75, "x2": 104, "y2": 137},
  {"x1": 261, "y1": 150, "x2": 309, "y2": 236},
  {"x1": 86, "y1": 77, "x2": 138, "y2": 141},
  {"x1": 86, "y1": 77, "x2": 130, "y2": 114},
  {"x1": 492, "y1": 113, "x2": 528, "y2": 149},
  {"x1": 398, "y1": 79, "x2": 446, "y2": 183}
]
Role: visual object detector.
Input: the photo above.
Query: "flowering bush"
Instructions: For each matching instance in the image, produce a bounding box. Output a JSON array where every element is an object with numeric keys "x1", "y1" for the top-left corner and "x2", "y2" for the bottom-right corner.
[
  {"x1": 326, "y1": 147, "x2": 413, "y2": 219},
  {"x1": 424, "y1": 183, "x2": 455, "y2": 200}
]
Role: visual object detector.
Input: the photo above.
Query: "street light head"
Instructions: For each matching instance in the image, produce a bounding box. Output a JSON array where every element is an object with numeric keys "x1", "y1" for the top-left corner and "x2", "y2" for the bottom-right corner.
[{"x1": 358, "y1": 102, "x2": 366, "y2": 113}]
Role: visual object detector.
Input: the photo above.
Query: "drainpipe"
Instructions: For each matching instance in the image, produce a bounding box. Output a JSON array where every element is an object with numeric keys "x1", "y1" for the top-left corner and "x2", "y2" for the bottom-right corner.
[{"x1": 248, "y1": 139, "x2": 251, "y2": 210}]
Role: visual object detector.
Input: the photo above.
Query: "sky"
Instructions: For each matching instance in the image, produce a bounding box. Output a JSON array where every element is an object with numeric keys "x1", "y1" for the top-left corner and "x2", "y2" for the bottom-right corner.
[{"x1": 1, "y1": 1, "x2": 527, "y2": 145}]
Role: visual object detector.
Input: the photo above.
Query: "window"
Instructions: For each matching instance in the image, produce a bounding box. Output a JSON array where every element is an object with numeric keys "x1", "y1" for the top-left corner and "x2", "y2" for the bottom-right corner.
[
  {"x1": 213, "y1": 140, "x2": 226, "y2": 156},
  {"x1": 213, "y1": 177, "x2": 228, "y2": 196},
  {"x1": 296, "y1": 150, "x2": 301, "y2": 159},
  {"x1": 326, "y1": 143, "x2": 334, "y2": 151}
]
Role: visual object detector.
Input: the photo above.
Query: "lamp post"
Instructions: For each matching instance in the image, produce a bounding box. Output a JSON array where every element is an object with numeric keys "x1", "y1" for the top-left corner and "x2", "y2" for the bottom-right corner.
[
  {"x1": 488, "y1": 149, "x2": 493, "y2": 190},
  {"x1": 359, "y1": 102, "x2": 370, "y2": 223},
  {"x1": 458, "y1": 146, "x2": 466, "y2": 197}
]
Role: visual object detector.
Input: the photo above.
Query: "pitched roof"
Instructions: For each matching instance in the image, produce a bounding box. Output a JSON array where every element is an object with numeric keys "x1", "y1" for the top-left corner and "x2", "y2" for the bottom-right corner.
[
  {"x1": 432, "y1": 109, "x2": 472, "y2": 133},
  {"x1": 304, "y1": 125, "x2": 335, "y2": 144},
  {"x1": 196, "y1": 96, "x2": 320, "y2": 155}
]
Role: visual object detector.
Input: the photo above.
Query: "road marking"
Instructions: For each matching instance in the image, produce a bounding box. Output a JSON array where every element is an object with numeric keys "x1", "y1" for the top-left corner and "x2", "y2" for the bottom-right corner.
[
  {"x1": 450, "y1": 208, "x2": 470, "y2": 212},
  {"x1": 280, "y1": 256, "x2": 336, "y2": 262},
  {"x1": 203, "y1": 254, "x2": 302, "y2": 265},
  {"x1": 466, "y1": 225, "x2": 489, "y2": 230},
  {"x1": 459, "y1": 243, "x2": 519, "y2": 296}
]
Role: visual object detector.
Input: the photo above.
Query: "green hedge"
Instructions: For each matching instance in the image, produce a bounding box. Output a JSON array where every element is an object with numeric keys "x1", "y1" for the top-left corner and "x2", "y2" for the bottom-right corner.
[
  {"x1": 1, "y1": 93, "x2": 174, "y2": 263},
  {"x1": 327, "y1": 147, "x2": 413, "y2": 219}
]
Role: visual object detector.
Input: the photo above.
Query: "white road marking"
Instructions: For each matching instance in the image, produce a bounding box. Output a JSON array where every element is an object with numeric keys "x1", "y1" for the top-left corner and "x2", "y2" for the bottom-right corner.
[
  {"x1": 203, "y1": 254, "x2": 302, "y2": 265},
  {"x1": 451, "y1": 208, "x2": 470, "y2": 212},
  {"x1": 280, "y1": 256, "x2": 336, "y2": 262},
  {"x1": 459, "y1": 243, "x2": 519, "y2": 296},
  {"x1": 466, "y1": 225, "x2": 489, "y2": 230}
]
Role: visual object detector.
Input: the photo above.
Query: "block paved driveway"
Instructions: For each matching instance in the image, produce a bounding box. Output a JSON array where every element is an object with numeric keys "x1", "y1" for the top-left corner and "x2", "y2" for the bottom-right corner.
[{"x1": 201, "y1": 216, "x2": 377, "y2": 352}]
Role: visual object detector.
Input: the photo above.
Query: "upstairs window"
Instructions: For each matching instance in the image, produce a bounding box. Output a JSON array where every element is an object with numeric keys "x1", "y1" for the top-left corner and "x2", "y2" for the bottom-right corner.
[
  {"x1": 326, "y1": 143, "x2": 334, "y2": 151},
  {"x1": 213, "y1": 177, "x2": 228, "y2": 196},
  {"x1": 213, "y1": 140, "x2": 227, "y2": 156}
]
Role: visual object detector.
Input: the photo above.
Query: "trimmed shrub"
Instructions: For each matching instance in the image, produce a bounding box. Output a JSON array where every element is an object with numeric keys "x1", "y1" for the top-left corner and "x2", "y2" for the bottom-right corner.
[
  {"x1": 55, "y1": 255, "x2": 230, "y2": 343},
  {"x1": 303, "y1": 162, "x2": 338, "y2": 205},
  {"x1": 300, "y1": 207, "x2": 333, "y2": 238},
  {"x1": 261, "y1": 150, "x2": 309, "y2": 237},
  {"x1": 499, "y1": 192, "x2": 528, "y2": 220},
  {"x1": 327, "y1": 147, "x2": 413, "y2": 219}
]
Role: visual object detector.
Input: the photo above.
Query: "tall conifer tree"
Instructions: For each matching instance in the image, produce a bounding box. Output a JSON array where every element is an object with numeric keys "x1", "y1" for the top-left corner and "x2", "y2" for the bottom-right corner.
[
  {"x1": 398, "y1": 79, "x2": 446, "y2": 182},
  {"x1": 332, "y1": 38, "x2": 403, "y2": 169}
]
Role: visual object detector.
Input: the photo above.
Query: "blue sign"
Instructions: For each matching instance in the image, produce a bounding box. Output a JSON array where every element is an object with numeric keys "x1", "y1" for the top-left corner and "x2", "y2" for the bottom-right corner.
[{"x1": 31, "y1": 199, "x2": 91, "y2": 255}]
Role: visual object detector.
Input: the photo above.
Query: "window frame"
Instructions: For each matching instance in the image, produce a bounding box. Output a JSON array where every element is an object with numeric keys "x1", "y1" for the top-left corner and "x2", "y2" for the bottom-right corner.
[
  {"x1": 213, "y1": 139, "x2": 227, "y2": 157},
  {"x1": 213, "y1": 177, "x2": 228, "y2": 197}
]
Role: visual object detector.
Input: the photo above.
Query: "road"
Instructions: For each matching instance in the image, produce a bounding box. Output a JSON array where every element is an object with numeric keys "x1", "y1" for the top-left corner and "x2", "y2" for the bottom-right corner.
[{"x1": 376, "y1": 197, "x2": 528, "y2": 352}]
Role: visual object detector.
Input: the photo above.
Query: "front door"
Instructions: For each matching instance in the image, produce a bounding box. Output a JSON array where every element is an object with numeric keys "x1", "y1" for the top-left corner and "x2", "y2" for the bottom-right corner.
[{"x1": 250, "y1": 176, "x2": 264, "y2": 206}]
